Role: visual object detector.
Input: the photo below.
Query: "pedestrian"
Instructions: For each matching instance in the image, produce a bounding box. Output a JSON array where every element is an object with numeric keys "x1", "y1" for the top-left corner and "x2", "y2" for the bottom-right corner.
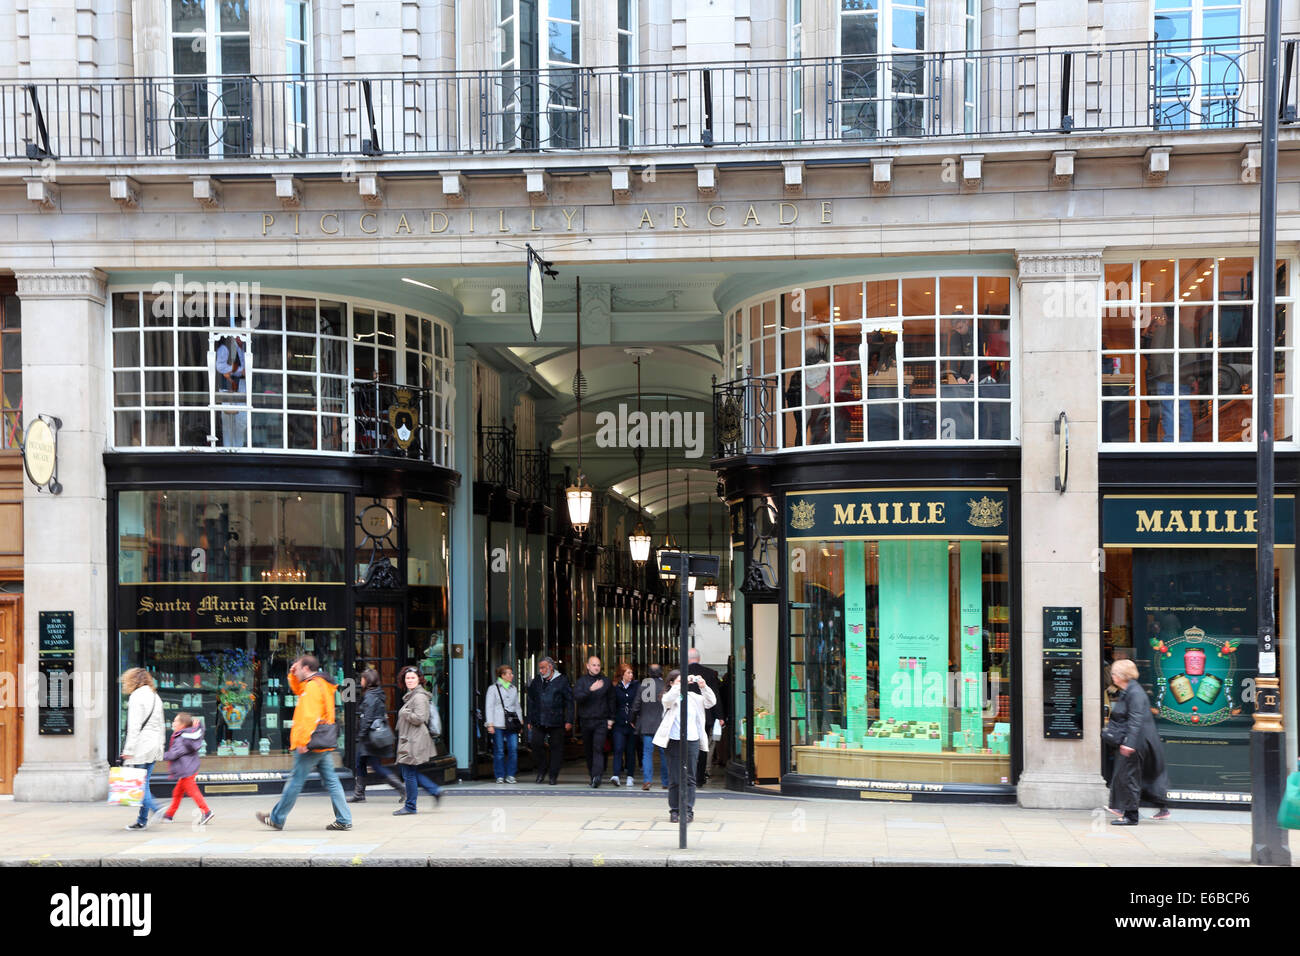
[
  {"x1": 653, "y1": 669, "x2": 716, "y2": 823},
  {"x1": 349, "y1": 667, "x2": 404, "y2": 803},
  {"x1": 119, "y1": 667, "x2": 166, "y2": 831},
  {"x1": 393, "y1": 665, "x2": 443, "y2": 814},
  {"x1": 573, "y1": 655, "x2": 615, "y2": 788},
  {"x1": 1105, "y1": 659, "x2": 1170, "y2": 825},
  {"x1": 630, "y1": 663, "x2": 668, "y2": 791},
  {"x1": 609, "y1": 662, "x2": 639, "y2": 787},
  {"x1": 256, "y1": 655, "x2": 351, "y2": 831},
  {"x1": 688, "y1": 649, "x2": 725, "y2": 787},
  {"x1": 486, "y1": 664, "x2": 524, "y2": 784},
  {"x1": 161, "y1": 712, "x2": 213, "y2": 825},
  {"x1": 526, "y1": 657, "x2": 573, "y2": 785}
]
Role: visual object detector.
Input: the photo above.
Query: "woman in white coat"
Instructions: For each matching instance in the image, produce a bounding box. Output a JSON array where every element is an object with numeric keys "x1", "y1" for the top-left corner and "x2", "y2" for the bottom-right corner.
[
  {"x1": 119, "y1": 667, "x2": 166, "y2": 830},
  {"x1": 653, "y1": 669, "x2": 716, "y2": 823}
]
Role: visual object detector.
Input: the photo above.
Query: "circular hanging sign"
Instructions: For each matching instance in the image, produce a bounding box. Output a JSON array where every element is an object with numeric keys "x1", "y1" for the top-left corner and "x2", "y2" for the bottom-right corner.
[
  {"x1": 359, "y1": 503, "x2": 395, "y2": 539},
  {"x1": 527, "y1": 249, "x2": 545, "y2": 340},
  {"x1": 23, "y1": 417, "x2": 56, "y2": 488}
]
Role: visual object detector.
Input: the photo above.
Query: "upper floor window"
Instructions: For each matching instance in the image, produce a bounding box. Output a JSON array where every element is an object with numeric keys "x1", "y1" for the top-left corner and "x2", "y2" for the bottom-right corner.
[
  {"x1": 617, "y1": 0, "x2": 637, "y2": 147},
  {"x1": 110, "y1": 288, "x2": 453, "y2": 464},
  {"x1": 1101, "y1": 257, "x2": 1294, "y2": 446},
  {"x1": 497, "y1": 0, "x2": 582, "y2": 149},
  {"x1": 790, "y1": 0, "x2": 804, "y2": 140},
  {"x1": 0, "y1": 293, "x2": 19, "y2": 450},
  {"x1": 285, "y1": 0, "x2": 313, "y2": 155},
  {"x1": 1153, "y1": 0, "x2": 1244, "y2": 129},
  {"x1": 726, "y1": 274, "x2": 1014, "y2": 449},
  {"x1": 839, "y1": 0, "x2": 927, "y2": 139},
  {"x1": 171, "y1": 0, "x2": 252, "y2": 156}
]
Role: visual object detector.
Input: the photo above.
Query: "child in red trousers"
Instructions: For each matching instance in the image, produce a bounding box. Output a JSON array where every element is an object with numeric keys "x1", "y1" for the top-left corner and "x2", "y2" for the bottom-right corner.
[{"x1": 163, "y1": 712, "x2": 213, "y2": 824}]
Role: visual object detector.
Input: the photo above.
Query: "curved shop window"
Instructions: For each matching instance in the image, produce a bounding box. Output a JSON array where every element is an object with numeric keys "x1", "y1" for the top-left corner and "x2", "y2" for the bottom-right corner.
[
  {"x1": 784, "y1": 488, "x2": 1014, "y2": 787},
  {"x1": 110, "y1": 288, "x2": 453, "y2": 464},
  {"x1": 116, "y1": 489, "x2": 349, "y2": 771},
  {"x1": 724, "y1": 274, "x2": 1014, "y2": 449}
]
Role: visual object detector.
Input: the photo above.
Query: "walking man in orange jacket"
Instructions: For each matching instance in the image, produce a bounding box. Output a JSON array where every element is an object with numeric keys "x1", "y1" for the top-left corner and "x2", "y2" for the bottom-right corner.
[{"x1": 256, "y1": 655, "x2": 352, "y2": 831}]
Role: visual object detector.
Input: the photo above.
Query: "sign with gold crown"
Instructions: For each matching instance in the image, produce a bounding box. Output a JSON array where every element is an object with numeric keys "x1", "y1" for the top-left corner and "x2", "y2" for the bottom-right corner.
[
  {"x1": 790, "y1": 499, "x2": 815, "y2": 530},
  {"x1": 967, "y1": 496, "x2": 1004, "y2": 529},
  {"x1": 785, "y1": 488, "x2": 1009, "y2": 539}
]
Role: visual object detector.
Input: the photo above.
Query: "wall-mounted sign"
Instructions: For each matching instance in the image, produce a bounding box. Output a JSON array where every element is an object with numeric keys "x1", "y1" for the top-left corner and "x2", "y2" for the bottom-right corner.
[
  {"x1": 22, "y1": 414, "x2": 61, "y2": 494},
  {"x1": 786, "y1": 487, "x2": 1010, "y2": 540},
  {"x1": 359, "y1": 503, "x2": 395, "y2": 539},
  {"x1": 118, "y1": 583, "x2": 345, "y2": 631},
  {"x1": 1043, "y1": 606, "x2": 1082, "y2": 651},
  {"x1": 525, "y1": 243, "x2": 554, "y2": 340},
  {"x1": 38, "y1": 655, "x2": 74, "y2": 735},
  {"x1": 1043, "y1": 652, "x2": 1083, "y2": 739},
  {"x1": 1102, "y1": 495, "x2": 1295, "y2": 548},
  {"x1": 1054, "y1": 412, "x2": 1069, "y2": 493},
  {"x1": 387, "y1": 388, "x2": 419, "y2": 450},
  {"x1": 39, "y1": 611, "x2": 74, "y2": 655}
]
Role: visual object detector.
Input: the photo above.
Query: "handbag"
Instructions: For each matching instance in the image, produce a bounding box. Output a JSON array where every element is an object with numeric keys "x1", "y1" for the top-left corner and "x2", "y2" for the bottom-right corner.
[
  {"x1": 307, "y1": 719, "x2": 339, "y2": 751},
  {"x1": 107, "y1": 766, "x2": 148, "y2": 807},
  {"x1": 1279, "y1": 771, "x2": 1300, "y2": 830},
  {"x1": 496, "y1": 684, "x2": 523, "y2": 735},
  {"x1": 1100, "y1": 720, "x2": 1125, "y2": 748},
  {"x1": 367, "y1": 717, "x2": 395, "y2": 752}
]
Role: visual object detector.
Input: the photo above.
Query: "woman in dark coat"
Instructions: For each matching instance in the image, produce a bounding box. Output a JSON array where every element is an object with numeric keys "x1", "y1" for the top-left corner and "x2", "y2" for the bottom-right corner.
[
  {"x1": 1106, "y1": 659, "x2": 1170, "y2": 825},
  {"x1": 349, "y1": 668, "x2": 404, "y2": 803}
]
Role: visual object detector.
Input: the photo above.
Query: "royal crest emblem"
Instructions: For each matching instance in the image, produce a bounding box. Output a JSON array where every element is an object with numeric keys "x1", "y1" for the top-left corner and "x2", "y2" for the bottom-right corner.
[
  {"x1": 1183, "y1": 626, "x2": 1205, "y2": 643},
  {"x1": 388, "y1": 388, "x2": 419, "y2": 451},
  {"x1": 967, "y1": 495, "x2": 1004, "y2": 529},
  {"x1": 790, "y1": 499, "x2": 816, "y2": 530},
  {"x1": 718, "y1": 396, "x2": 743, "y2": 444}
]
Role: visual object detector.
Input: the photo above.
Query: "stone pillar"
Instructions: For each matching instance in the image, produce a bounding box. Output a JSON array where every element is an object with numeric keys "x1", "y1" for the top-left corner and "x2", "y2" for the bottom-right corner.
[
  {"x1": 1014, "y1": 251, "x2": 1110, "y2": 810},
  {"x1": 448, "y1": 343, "x2": 478, "y2": 771},
  {"x1": 12, "y1": 268, "x2": 110, "y2": 802}
]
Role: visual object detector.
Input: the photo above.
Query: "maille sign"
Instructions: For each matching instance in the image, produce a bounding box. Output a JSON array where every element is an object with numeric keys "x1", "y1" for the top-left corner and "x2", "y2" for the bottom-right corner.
[
  {"x1": 785, "y1": 488, "x2": 1010, "y2": 539},
  {"x1": 118, "y1": 583, "x2": 345, "y2": 631},
  {"x1": 1102, "y1": 496, "x2": 1296, "y2": 548}
]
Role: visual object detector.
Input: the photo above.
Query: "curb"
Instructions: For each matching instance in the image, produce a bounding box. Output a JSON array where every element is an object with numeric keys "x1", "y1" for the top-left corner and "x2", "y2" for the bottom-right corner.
[{"x1": 0, "y1": 853, "x2": 1031, "y2": 867}]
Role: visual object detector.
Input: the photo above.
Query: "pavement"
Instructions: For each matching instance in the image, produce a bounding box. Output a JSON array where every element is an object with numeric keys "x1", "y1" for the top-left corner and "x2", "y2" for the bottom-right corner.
[{"x1": 0, "y1": 779, "x2": 1285, "y2": 866}]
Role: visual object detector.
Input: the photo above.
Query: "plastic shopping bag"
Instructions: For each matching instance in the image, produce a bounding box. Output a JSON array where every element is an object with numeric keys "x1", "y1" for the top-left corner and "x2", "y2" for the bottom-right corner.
[
  {"x1": 1278, "y1": 771, "x2": 1300, "y2": 830},
  {"x1": 107, "y1": 766, "x2": 147, "y2": 807}
]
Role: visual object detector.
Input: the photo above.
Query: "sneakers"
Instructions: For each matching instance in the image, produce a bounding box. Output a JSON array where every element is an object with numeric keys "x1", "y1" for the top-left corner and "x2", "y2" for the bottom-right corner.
[
  {"x1": 610, "y1": 775, "x2": 621, "y2": 786},
  {"x1": 161, "y1": 814, "x2": 175, "y2": 823},
  {"x1": 255, "y1": 811, "x2": 282, "y2": 831},
  {"x1": 1151, "y1": 808, "x2": 1172, "y2": 821},
  {"x1": 669, "y1": 810, "x2": 680, "y2": 823},
  {"x1": 393, "y1": 807, "x2": 416, "y2": 816},
  {"x1": 326, "y1": 821, "x2": 352, "y2": 831},
  {"x1": 198, "y1": 810, "x2": 215, "y2": 826},
  {"x1": 641, "y1": 782, "x2": 651, "y2": 791},
  {"x1": 496, "y1": 777, "x2": 506, "y2": 784},
  {"x1": 505, "y1": 776, "x2": 517, "y2": 784},
  {"x1": 124, "y1": 821, "x2": 147, "y2": 831}
]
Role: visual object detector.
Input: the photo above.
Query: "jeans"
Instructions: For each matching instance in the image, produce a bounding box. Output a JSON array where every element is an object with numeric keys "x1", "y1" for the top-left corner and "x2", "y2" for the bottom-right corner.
[
  {"x1": 354, "y1": 753, "x2": 402, "y2": 793},
  {"x1": 610, "y1": 725, "x2": 638, "y2": 780},
  {"x1": 400, "y1": 763, "x2": 442, "y2": 811},
  {"x1": 641, "y1": 734, "x2": 669, "y2": 787},
  {"x1": 133, "y1": 762, "x2": 159, "y2": 825},
  {"x1": 665, "y1": 739, "x2": 700, "y2": 813},
  {"x1": 1155, "y1": 380, "x2": 1194, "y2": 442},
  {"x1": 491, "y1": 729, "x2": 519, "y2": 779},
  {"x1": 581, "y1": 719, "x2": 608, "y2": 779},
  {"x1": 270, "y1": 750, "x2": 351, "y2": 828}
]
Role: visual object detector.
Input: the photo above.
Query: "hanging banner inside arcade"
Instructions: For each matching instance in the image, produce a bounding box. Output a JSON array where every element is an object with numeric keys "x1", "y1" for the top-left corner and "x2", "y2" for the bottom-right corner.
[{"x1": 1130, "y1": 548, "x2": 1257, "y2": 796}]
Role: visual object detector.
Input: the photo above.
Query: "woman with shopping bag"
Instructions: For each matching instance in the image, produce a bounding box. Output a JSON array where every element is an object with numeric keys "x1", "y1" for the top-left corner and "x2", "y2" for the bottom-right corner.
[{"x1": 118, "y1": 667, "x2": 166, "y2": 830}]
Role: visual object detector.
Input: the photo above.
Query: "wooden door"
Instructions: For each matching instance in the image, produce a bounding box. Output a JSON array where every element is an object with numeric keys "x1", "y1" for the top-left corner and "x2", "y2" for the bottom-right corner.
[{"x1": 0, "y1": 595, "x2": 21, "y2": 794}]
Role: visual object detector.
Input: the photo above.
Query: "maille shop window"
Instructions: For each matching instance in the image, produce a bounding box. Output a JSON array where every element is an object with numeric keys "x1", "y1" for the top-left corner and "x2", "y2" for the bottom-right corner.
[
  {"x1": 0, "y1": 292, "x2": 20, "y2": 450},
  {"x1": 1101, "y1": 257, "x2": 1295, "y2": 446}
]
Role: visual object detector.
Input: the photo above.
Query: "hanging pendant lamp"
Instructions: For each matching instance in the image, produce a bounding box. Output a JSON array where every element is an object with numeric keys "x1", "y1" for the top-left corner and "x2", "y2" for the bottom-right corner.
[
  {"x1": 657, "y1": 436, "x2": 679, "y2": 581},
  {"x1": 627, "y1": 351, "x2": 652, "y2": 564},
  {"x1": 565, "y1": 276, "x2": 593, "y2": 535}
]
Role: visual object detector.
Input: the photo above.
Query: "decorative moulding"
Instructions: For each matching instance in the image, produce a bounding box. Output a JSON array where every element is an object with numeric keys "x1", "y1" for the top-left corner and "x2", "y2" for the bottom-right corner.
[
  {"x1": 695, "y1": 164, "x2": 718, "y2": 196},
  {"x1": 609, "y1": 165, "x2": 632, "y2": 199},
  {"x1": 109, "y1": 176, "x2": 140, "y2": 209},
  {"x1": 273, "y1": 174, "x2": 301, "y2": 208},
  {"x1": 25, "y1": 177, "x2": 58, "y2": 210},
  {"x1": 782, "y1": 161, "x2": 804, "y2": 194},
  {"x1": 525, "y1": 168, "x2": 548, "y2": 199},
  {"x1": 960, "y1": 154, "x2": 983, "y2": 190},
  {"x1": 357, "y1": 172, "x2": 383, "y2": 206},
  {"x1": 15, "y1": 268, "x2": 109, "y2": 303},
  {"x1": 441, "y1": 171, "x2": 464, "y2": 201},
  {"x1": 1051, "y1": 151, "x2": 1076, "y2": 187},
  {"x1": 1015, "y1": 251, "x2": 1103, "y2": 280},
  {"x1": 190, "y1": 175, "x2": 220, "y2": 209},
  {"x1": 1145, "y1": 146, "x2": 1171, "y2": 183},
  {"x1": 871, "y1": 158, "x2": 893, "y2": 193}
]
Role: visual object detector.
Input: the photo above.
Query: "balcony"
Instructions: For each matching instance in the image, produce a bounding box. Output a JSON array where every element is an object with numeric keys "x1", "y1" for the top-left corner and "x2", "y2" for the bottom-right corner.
[
  {"x1": 714, "y1": 376, "x2": 778, "y2": 459},
  {"x1": 6, "y1": 37, "x2": 1298, "y2": 162},
  {"x1": 350, "y1": 380, "x2": 441, "y2": 462}
]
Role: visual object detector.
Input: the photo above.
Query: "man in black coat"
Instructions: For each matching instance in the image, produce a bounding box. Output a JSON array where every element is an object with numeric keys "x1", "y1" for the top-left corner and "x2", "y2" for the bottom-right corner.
[
  {"x1": 573, "y1": 656, "x2": 615, "y2": 788},
  {"x1": 688, "y1": 648, "x2": 725, "y2": 787},
  {"x1": 526, "y1": 657, "x2": 572, "y2": 785}
]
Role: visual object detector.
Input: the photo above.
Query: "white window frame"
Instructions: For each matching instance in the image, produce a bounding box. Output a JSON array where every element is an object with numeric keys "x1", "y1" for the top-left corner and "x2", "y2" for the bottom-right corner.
[
  {"x1": 789, "y1": 0, "x2": 804, "y2": 142},
  {"x1": 837, "y1": 0, "x2": 928, "y2": 140},
  {"x1": 1152, "y1": 0, "x2": 1245, "y2": 130},
  {"x1": 617, "y1": 0, "x2": 638, "y2": 148},
  {"x1": 1098, "y1": 251, "x2": 1298, "y2": 451},
  {"x1": 167, "y1": 0, "x2": 254, "y2": 158},
  {"x1": 285, "y1": 0, "x2": 314, "y2": 156}
]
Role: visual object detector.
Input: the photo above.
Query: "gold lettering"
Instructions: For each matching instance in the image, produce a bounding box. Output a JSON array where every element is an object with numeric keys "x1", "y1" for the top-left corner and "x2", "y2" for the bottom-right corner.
[
  {"x1": 779, "y1": 201, "x2": 798, "y2": 225},
  {"x1": 707, "y1": 204, "x2": 726, "y2": 227},
  {"x1": 1225, "y1": 510, "x2": 1242, "y2": 533},
  {"x1": 261, "y1": 213, "x2": 275, "y2": 236},
  {"x1": 498, "y1": 209, "x2": 509, "y2": 232},
  {"x1": 638, "y1": 207, "x2": 655, "y2": 229},
  {"x1": 429, "y1": 211, "x2": 449, "y2": 234},
  {"x1": 359, "y1": 212, "x2": 378, "y2": 234},
  {"x1": 1189, "y1": 510, "x2": 1202, "y2": 533},
  {"x1": 821, "y1": 201, "x2": 832, "y2": 223},
  {"x1": 1206, "y1": 511, "x2": 1221, "y2": 533},
  {"x1": 1165, "y1": 511, "x2": 1188, "y2": 533},
  {"x1": 908, "y1": 502, "x2": 922, "y2": 524},
  {"x1": 892, "y1": 502, "x2": 905, "y2": 524},
  {"x1": 320, "y1": 213, "x2": 340, "y2": 235},
  {"x1": 928, "y1": 502, "x2": 944, "y2": 524},
  {"x1": 561, "y1": 207, "x2": 578, "y2": 231},
  {"x1": 395, "y1": 213, "x2": 412, "y2": 235},
  {"x1": 530, "y1": 209, "x2": 542, "y2": 232},
  {"x1": 673, "y1": 205, "x2": 687, "y2": 228},
  {"x1": 743, "y1": 204, "x2": 760, "y2": 226},
  {"x1": 859, "y1": 503, "x2": 877, "y2": 524},
  {"x1": 1136, "y1": 510, "x2": 1164, "y2": 534},
  {"x1": 834, "y1": 503, "x2": 857, "y2": 525},
  {"x1": 1245, "y1": 510, "x2": 1259, "y2": 533}
]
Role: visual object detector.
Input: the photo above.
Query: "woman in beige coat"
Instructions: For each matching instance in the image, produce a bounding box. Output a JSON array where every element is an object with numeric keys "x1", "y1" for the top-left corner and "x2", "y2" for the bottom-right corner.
[{"x1": 393, "y1": 666, "x2": 442, "y2": 815}]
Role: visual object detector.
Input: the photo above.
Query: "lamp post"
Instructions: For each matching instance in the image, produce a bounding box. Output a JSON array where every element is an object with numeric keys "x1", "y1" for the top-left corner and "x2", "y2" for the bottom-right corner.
[{"x1": 1251, "y1": 0, "x2": 1290, "y2": 867}]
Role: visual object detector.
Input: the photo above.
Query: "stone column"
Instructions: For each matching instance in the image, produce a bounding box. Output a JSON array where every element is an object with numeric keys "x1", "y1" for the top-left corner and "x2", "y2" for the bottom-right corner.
[
  {"x1": 1014, "y1": 251, "x2": 1110, "y2": 810},
  {"x1": 12, "y1": 268, "x2": 110, "y2": 802},
  {"x1": 447, "y1": 343, "x2": 477, "y2": 771}
]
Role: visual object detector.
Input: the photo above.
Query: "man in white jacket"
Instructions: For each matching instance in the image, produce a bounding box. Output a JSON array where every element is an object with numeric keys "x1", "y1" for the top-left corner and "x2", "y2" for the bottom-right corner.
[{"x1": 652, "y1": 669, "x2": 716, "y2": 823}]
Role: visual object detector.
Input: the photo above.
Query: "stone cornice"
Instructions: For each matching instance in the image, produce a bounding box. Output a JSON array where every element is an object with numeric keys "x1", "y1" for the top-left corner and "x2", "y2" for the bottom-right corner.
[
  {"x1": 14, "y1": 268, "x2": 108, "y2": 303},
  {"x1": 1015, "y1": 251, "x2": 1103, "y2": 281}
]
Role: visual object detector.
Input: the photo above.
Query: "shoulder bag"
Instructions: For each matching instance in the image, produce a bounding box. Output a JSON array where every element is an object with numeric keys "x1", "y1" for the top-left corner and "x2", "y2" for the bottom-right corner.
[
  {"x1": 496, "y1": 684, "x2": 523, "y2": 735},
  {"x1": 367, "y1": 717, "x2": 395, "y2": 752}
]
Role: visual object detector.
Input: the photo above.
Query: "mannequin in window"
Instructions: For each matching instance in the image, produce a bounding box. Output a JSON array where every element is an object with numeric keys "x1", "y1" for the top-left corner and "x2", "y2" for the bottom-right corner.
[
  {"x1": 803, "y1": 345, "x2": 831, "y2": 444},
  {"x1": 216, "y1": 335, "x2": 247, "y2": 447}
]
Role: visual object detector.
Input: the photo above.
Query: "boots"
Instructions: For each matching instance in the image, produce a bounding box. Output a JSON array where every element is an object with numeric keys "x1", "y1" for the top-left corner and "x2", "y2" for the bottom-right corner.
[
  {"x1": 347, "y1": 776, "x2": 366, "y2": 803},
  {"x1": 384, "y1": 771, "x2": 405, "y2": 800}
]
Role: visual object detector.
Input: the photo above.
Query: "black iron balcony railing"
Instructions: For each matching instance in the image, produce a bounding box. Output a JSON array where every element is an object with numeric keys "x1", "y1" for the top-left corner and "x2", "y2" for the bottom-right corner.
[
  {"x1": 516, "y1": 447, "x2": 551, "y2": 504},
  {"x1": 477, "y1": 421, "x2": 516, "y2": 489},
  {"x1": 350, "y1": 380, "x2": 436, "y2": 460},
  {"x1": 5, "y1": 37, "x2": 1297, "y2": 161},
  {"x1": 714, "y1": 375, "x2": 777, "y2": 459}
]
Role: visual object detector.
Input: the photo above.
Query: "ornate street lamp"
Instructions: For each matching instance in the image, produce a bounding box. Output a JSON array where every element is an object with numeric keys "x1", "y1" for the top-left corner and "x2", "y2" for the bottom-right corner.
[
  {"x1": 627, "y1": 349, "x2": 652, "y2": 564},
  {"x1": 565, "y1": 276, "x2": 592, "y2": 535},
  {"x1": 658, "y1": 439, "x2": 679, "y2": 581},
  {"x1": 714, "y1": 594, "x2": 732, "y2": 626}
]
